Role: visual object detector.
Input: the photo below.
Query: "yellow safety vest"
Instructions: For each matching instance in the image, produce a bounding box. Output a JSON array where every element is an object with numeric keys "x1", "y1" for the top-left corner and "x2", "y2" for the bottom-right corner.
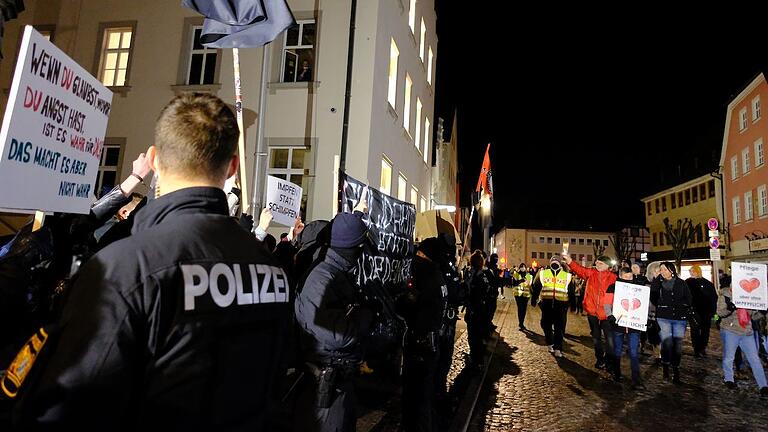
[
  {"x1": 539, "y1": 269, "x2": 571, "y2": 302},
  {"x1": 513, "y1": 272, "x2": 532, "y2": 298}
]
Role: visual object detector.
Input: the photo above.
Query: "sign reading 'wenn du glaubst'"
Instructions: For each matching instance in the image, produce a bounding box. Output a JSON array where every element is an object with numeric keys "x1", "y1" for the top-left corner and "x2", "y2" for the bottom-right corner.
[{"x1": 0, "y1": 26, "x2": 113, "y2": 214}]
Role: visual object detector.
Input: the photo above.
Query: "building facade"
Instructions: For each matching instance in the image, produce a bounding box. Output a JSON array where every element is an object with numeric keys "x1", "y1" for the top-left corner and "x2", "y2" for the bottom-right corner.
[
  {"x1": 0, "y1": 0, "x2": 438, "y2": 235},
  {"x1": 720, "y1": 73, "x2": 768, "y2": 264},
  {"x1": 493, "y1": 228, "x2": 617, "y2": 270},
  {"x1": 641, "y1": 174, "x2": 721, "y2": 262}
]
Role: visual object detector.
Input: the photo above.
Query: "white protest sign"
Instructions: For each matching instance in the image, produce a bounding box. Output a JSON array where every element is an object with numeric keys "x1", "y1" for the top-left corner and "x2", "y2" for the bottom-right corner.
[
  {"x1": 612, "y1": 281, "x2": 650, "y2": 331},
  {"x1": 731, "y1": 262, "x2": 768, "y2": 310},
  {"x1": 266, "y1": 175, "x2": 302, "y2": 226},
  {"x1": 0, "y1": 26, "x2": 113, "y2": 214}
]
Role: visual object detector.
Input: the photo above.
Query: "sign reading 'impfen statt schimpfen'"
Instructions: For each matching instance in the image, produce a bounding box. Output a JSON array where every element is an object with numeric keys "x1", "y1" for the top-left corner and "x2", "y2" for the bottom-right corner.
[{"x1": 0, "y1": 26, "x2": 113, "y2": 214}]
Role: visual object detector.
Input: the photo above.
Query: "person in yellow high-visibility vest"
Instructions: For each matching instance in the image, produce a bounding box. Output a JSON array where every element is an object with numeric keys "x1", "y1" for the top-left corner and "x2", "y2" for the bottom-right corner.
[
  {"x1": 531, "y1": 257, "x2": 573, "y2": 358},
  {"x1": 511, "y1": 263, "x2": 533, "y2": 331}
]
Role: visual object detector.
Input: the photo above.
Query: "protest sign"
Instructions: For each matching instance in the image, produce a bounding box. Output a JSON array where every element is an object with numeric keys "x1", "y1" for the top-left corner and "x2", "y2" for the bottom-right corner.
[
  {"x1": 0, "y1": 26, "x2": 113, "y2": 214},
  {"x1": 265, "y1": 175, "x2": 302, "y2": 226},
  {"x1": 612, "y1": 281, "x2": 650, "y2": 331},
  {"x1": 731, "y1": 262, "x2": 768, "y2": 310}
]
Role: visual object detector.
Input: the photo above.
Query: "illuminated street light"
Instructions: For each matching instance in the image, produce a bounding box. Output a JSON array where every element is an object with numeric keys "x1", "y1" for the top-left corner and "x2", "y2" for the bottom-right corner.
[{"x1": 480, "y1": 193, "x2": 491, "y2": 211}]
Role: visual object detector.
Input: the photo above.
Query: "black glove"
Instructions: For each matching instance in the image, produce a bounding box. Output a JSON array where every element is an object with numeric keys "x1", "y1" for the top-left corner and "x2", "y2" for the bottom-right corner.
[
  {"x1": 607, "y1": 315, "x2": 617, "y2": 326},
  {"x1": 362, "y1": 295, "x2": 384, "y2": 315},
  {"x1": 238, "y1": 213, "x2": 254, "y2": 232}
]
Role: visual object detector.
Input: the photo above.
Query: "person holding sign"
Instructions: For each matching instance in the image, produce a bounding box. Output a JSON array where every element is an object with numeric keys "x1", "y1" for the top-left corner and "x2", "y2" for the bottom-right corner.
[
  {"x1": 603, "y1": 268, "x2": 647, "y2": 389},
  {"x1": 717, "y1": 286, "x2": 768, "y2": 396},
  {"x1": 649, "y1": 262, "x2": 692, "y2": 384},
  {"x1": 11, "y1": 93, "x2": 291, "y2": 429}
]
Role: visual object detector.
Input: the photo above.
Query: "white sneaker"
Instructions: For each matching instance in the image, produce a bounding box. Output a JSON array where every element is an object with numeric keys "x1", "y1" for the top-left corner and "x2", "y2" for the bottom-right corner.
[
  {"x1": 553, "y1": 349, "x2": 564, "y2": 358},
  {"x1": 548, "y1": 345, "x2": 555, "y2": 354}
]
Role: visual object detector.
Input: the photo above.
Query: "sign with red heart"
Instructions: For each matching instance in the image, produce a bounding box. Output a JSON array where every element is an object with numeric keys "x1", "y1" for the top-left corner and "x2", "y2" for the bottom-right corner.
[
  {"x1": 732, "y1": 262, "x2": 768, "y2": 310},
  {"x1": 612, "y1": 282, "x2": 650, "y2": 331}
]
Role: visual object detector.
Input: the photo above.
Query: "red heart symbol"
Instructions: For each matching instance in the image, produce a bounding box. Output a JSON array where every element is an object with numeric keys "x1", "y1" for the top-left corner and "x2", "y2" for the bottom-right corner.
[
  {"x1": 740, "y1": 278, "x2": 760, "y2": 293},
  {"x1": 621, "y1": 299, "x2": 629, "y2": 311},
  {"x1": 632, "y1": 298, "x2": 641, "y2": 310}
]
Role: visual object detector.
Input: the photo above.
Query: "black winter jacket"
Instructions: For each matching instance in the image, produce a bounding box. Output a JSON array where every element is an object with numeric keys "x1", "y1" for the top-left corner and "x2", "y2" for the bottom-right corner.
[
  {"x1": 650, "y1": 276, "x2": 692, "y2": 320},
  {"x1": 14, "y1": 187, "x2": 290, "y2": 431}
]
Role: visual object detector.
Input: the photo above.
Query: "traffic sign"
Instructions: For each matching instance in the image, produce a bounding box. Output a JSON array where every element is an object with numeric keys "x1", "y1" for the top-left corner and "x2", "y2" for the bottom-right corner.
[
  {"x1": 707, "y1": 218, "x2": 719, "y2": 231},
  {"x1": 710, "y1": 237, "x2": 720, "y2": 249},
  {"x1": 708, "y1": 230, "x2": 719, "y2": 238},
  {"x1": 710, "y1": 249, "x2": 721, "y2": 261}
]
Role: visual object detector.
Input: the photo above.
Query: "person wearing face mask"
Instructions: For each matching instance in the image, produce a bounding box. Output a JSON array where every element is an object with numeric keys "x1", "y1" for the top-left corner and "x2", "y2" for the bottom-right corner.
[
  {"x1": 563, "y1": 254, "x2": 618, "y2": 371},
  {"x1": 649, "y1": 262, "x2": 692, "y2": 384},
  {"x1": 512, "y1": 263, "x2": 533, "y2": 330},
  {"x1": 531, "y1": 257, "x2": 572, "y2": 358}
]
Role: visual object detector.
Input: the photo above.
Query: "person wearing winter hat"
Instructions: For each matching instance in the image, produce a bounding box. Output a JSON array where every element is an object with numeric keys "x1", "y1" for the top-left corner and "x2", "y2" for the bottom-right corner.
[
  {"x1": 294, "y1": 191, "x2": 378, "y2": 432},
  {"x1": 563, "y1": 252, "x2": 618, "y2": 371}
]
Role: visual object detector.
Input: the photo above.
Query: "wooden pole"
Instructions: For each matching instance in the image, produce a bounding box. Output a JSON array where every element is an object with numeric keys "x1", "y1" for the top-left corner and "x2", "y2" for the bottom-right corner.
[{"x1": 232, "y1": 48, "x2": 249, "y2": 213}]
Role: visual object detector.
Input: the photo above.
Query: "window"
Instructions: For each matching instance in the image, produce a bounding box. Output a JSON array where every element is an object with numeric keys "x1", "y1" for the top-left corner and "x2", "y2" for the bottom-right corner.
[
  {"x1": 423, "y1": 117, "x2": 430, "y2": 164},
  {"x1": 98, "y1": 25, "x2": 134, "y2": 87},
  {"x1": 570, "y1": 238, "x2": 576, "y2": 244},
  {"x1": 397, "y1": 173, "x2": 407, "y2": 201},
  {"x1": 578, "y1": 238, "x2": 584, "y2": 245},
  {"x1": 419, "y1": 18, "x2": 426, "y2": 63},
  {"x1": 708, "y1": 179, "x2": 716, "y2": 198},
  {"x1": 731, "y1": 156, "x2": 739, "y2": 180},
  {"x1": 733, "y1": 196, "x2": 742, "y2": 224},
  {"x1": 95, "y1": 140, "x2": 123, "y2": 197},
  {"x1": 661, "y1": 196, "x2": 667, "y2": 211},
  {"x1": 671, "y1": 193, "x2": 677, "y2": 209},
  {"x1": 603, "y1": 239, "x2": 609, "y2": 247},
  {"x1": 740, "y1": 107, "x2": 748, "y2": 130},
  {"x1": 756, "y1": 138, "x2": 765, "y2": 167},
  {"x1": 410, "y1": 186, "x2": 418, "y2": 206},
  {"x1": 408, "y1": 0, "x2": 416, "y2": 34},
  {"x1": 539, "y1": 236, "x2": 545, "y2": 243},
  {"x1": 546, "y1": 237, "x2": 552, "y2": 244},
  {"x1": 659, "y1": 233, "x2": 664, "y2": 246},
  {"x1": 186, "y1": 26, "x2": 218, "y2": 85},
  {"x1": 427, "y1": 47, "x2": 434, "y2": 85},
  {"x1": 388, "y1": 39, "x2": 399, "y2": 108},
  {"x1": 745, "y1": 191, "x2": 754, "y2": 221},
  {"x1": 699, "y1": 184, "x2": 706, "y2": 201},
  {"x1": 404, "y1": 74, "x2": 412, "y2": 134},
  {"x1": 655, "y1": 198, "x2": 660, "y2": 213},
  {"x1": 380, "y1": 158, "x2": 392, "y2": 196},
  {"x1": 685, "y1": 189, "x2": 691, "y2": 205},
  {"x1": 414, "y1": 98, "x2": 422, "y2": 151},
  {"x1": 281, "y1": 20, "x2": 315, "y2": 83},
  {"x1": 547, "y1": 253, "x2": 553, "y2": 259},
  {"x1": 587, "y1": 239, "x2": 592, "y2": 245},
  {"x1": 678, "y1": 191, "x2": 683, "y2": 207},
  {"x1": 758, "y1": 185, "x2": 767, "y2": 217},
  {"x1": 743, "y1": 148, "x2": 751, "y2": 174},
  {"x1": 532, "y1": 252, "x2": 537, "y2": 259},
  {"x1": 691, "y1": 187, "x2": 698, "y2": 203},
  {"x1": 753, "y1": 96, "x2": 761, "y2": 121},
  {"x1": 646, "y1": 202, "x2": 652, "y2": 215},
  {"x1": 555, "y1": 237, "x2": 561, "y2": 244},
  {"x1": 652, "y1": 233, "x2": 657, "y2": 247},
  {"x1": 268, "y1": 147, "x2": 308, "y2": 214},
  {"x1": 420, "y1": 196, "x2": 426, "y2": 213}
]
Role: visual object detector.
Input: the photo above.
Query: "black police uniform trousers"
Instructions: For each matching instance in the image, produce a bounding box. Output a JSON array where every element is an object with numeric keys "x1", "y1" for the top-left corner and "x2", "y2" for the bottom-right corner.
[
  {"x1": 539, "y1": 299, "x2": 569, "y2": 350},
  {"x1": 514, "y1": 296, "x2": 529, "y2": 327},
  {"x1": 293, "y1": 373, "x2": 356, "y2": 432}
]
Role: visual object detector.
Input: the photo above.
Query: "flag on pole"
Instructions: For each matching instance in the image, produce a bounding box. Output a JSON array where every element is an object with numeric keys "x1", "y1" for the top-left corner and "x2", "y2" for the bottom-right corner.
[
  {"x1": 182, "y1": 0, "x2": 295, "y2": 48},
  {"x1": 475, "y1": 143, "x2": 493, "y2": 196}
]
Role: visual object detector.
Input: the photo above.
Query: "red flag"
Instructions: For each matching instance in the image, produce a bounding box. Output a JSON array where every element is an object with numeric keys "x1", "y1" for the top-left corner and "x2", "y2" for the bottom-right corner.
[{"x1": 475, "y1": 143, "x2": 492, "y2": 196}]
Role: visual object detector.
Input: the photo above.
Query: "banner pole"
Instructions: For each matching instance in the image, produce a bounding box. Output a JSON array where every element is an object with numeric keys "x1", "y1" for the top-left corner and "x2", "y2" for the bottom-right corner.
[
  {"x1": 32, "y1": 211, "x2": 45, "y2": 232},
  {"x1": 232, "y1": 48, "x2": 249, "y2": 213}
]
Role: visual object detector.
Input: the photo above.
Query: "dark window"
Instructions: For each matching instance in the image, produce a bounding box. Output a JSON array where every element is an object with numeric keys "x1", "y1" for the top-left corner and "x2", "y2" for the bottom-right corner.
[
  {"x1": 671, "y1": 193, "x2": 677, "y2": 209},
  {"x1": 653, "y1": 232, "x2": 657, "y2": 246},
  {"x1": 659, "y1": 233, "x2": 665, "y2": 246},
  {"x1": 692, "y1": 187, "x2": 699, "y2": 203},
  {"x1": 655, "y1": 199, "x2": 660, "y2": 213},
  {"x1": 685, "y1": 189, "x2": 691, "y2": 205},
  {"x1": 678, "y1": 191, "x2": 684, "y2": 207},
  {"x1": 708, "y1": 180, "x2": 716, "y2": 198},
  {"x1": 647, "y1": 202, "x2": 652, "y2": 215},
  {"x1": 555, "y1": 238, "x2": 561, "y2": 244},
  {"x1": 661, "y1": 196, "x2": 667, "y2": 211},
  {"x1": 700, "y1": 184, "x2": 707, "y2": 201}
]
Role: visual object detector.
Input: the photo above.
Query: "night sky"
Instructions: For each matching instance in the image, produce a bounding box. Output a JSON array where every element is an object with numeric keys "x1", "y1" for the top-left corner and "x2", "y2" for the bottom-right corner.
[{"x1": 433, "y1": 6, "x2": 768, "y2": 233}]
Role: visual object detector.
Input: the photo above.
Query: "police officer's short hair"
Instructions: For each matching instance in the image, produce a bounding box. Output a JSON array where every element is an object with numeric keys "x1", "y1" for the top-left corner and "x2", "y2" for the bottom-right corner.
[{"x1": 155, "y1": 93, "x2": 238, "y2": 180}]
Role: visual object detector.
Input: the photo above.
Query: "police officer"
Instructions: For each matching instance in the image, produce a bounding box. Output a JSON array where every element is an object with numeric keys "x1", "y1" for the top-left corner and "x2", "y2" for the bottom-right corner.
[
  {"x1": 512, "y1": 263, "x2": 533, "y2": 331},
  {"x1": 293, "y1": 195, "x2": 376, "y2": 432},
  {"x1": 12, "y1": 93, "x2": 291, "y2": 429},
  {"x1": 398, "y1": 237, "x2": 447, "y2": 432}
]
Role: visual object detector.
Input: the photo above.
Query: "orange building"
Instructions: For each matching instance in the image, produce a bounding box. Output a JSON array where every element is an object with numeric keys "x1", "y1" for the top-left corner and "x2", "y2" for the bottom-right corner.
[{"x1": 720, "y1": 73, "x2": 768, "y2": 264}]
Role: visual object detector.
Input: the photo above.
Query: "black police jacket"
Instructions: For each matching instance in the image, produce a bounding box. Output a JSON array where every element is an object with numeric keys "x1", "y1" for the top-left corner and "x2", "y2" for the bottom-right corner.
[
  {"x1": 397, "y1": 255, "x2": 447, "y2": 336},
  {"x1": 14, "y1": 187, "x2": 290, "y2": 431},
  {"x1": 294, "y1": 248, "x2": 374, "y2": 365}
]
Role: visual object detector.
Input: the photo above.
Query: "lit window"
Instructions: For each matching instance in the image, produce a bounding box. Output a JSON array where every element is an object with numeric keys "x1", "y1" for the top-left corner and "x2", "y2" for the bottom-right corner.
[
  {"x1": 419, "y1": 18, "x2": 426, "y2": 63},
  {"x1": 427, "y1": 47, "x2": 434, "y2": 85},
  {"x1": 380, "y1": 158, "x2": 392, "y2": 196},
  {"x1": 415, "y1": 98, "x2": 422, "y2": 151},
  {"x1": 420, "y1": 196, "x2": 426, "y2": 213},
  {"x1": 187, "y1": 26, "x2": 219, "y2": 85},
  {"x1": 268, "y1": 147, "x2": 308, "y2": 214},
  {"x1": 281, "y1": 20, "x2": 315, "y2": 82},
  {"x1": 388, "y1": 39, "x2": 399, "y2": 108},
  {"x1": 411, "y1": 186, "x2": 418, "y2": 206},
  {"x1": 404, "y1": 74, "x2": 412, "y2": 134},
  {"x1": 398, "y1": 173, "x2": 407, "y2": 201},
  {"x1": 98, "y1": 26, "x2": 134, "y2": 87},
  {"x1": 423, "y1": 117, "x2": 430, "y2": 164},
  {"x1": 408, "y1": 0, "x2": 416, "y2": 34}
]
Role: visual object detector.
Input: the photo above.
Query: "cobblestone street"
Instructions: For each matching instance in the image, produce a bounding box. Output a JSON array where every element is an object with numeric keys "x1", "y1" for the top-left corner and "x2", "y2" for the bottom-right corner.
[{"x1": 469, "y1": 294, "x2": 768, "y2": 432}]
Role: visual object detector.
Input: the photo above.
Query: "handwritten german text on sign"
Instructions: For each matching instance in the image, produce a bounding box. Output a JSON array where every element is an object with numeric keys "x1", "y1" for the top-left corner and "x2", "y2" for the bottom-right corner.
[
  {"x1": 612, "y1": 281, "x2": 650, "y2": 331},
  {"x1": 0, "y1": 26, "x2": 113, "y2": 214},
  {"x1": 731, "y1": 262, "x2": 768, "y2": 310},
  {"x1": 266, "y1": 175, "x2": 302, "y2": 226}
]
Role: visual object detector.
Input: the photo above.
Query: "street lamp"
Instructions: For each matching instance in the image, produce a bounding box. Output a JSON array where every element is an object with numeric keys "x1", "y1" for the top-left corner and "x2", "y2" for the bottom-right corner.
[{"x1": 480, "y1": 193, "x2": 491, "y2": 212}]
